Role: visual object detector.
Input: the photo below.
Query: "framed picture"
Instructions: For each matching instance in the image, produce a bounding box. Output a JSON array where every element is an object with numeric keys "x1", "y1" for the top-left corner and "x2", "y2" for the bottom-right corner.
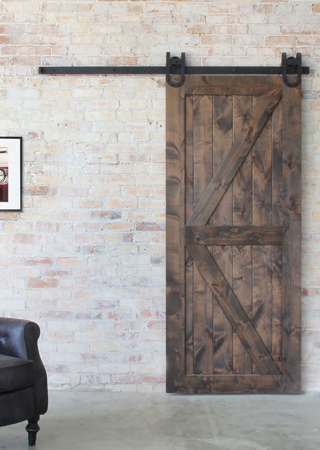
[{"x1": 0, "y1": 137, "x2": 22, "y2": 211}]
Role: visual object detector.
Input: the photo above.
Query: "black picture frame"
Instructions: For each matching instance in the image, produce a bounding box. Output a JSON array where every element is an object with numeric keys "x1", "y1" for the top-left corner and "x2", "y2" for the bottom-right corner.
[{"x1": 0, "y1": 137, "x2": 22, "y2": 211}]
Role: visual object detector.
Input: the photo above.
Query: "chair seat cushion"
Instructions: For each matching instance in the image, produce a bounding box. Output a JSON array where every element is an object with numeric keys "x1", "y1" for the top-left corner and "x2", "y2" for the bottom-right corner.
[{"x1": 0, "y1": 354, "x2": 35, "y2": 393}]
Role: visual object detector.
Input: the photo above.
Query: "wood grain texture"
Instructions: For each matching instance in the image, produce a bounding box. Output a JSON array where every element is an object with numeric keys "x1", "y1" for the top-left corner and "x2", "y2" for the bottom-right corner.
[
  {"x1": 188, "y1": 244, "x2": 281, "y2": 376},
  {"x1": 271, "y1": 100, "x2": 283, "y2": 370},
  {"x1": 211, "y1": 95, "x2": 233, "y2": 374},
  {"x1": 173, "y1": 375, "x2": 282, "y2": 394},
  {"x1": 192, "y1": 95, "x2": 213, "y2": 374},
  {"x1": 281, "y1": 84, "x2": 301, "y2": 393},
  {"x1": 252, "y1": 96, "x2": 273, "y2": 373},
  {"x1": 166, "y1": 76, "x2": 301, "y2": 394},
  {"x1": 185, "y1": 95, "x2": 195, "y2": 375},
  {"x1": 166, "y1": 82, "x2": 186, "y2": 393},
  {"x1": 187, "y1": 90, "x2": 282, "y2": 227},
  {"x1": 185, "y1": 226, "x2": 283, "y2": 246},
  {"x1": 232, "y1": 95, "x2": 253, "y2": 375},
  {"x1": 184, "y1": 76, "x2": 283, "y2": 96}
]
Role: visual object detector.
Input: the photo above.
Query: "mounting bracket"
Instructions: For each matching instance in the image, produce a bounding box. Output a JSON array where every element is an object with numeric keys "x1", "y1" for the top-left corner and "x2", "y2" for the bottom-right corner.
[
  {"x1": 282, "y1": 52, "x2": 303, "y2": 88},
  {"x1": 166, "y1": 52, "x2": 186, "y2": 88}
]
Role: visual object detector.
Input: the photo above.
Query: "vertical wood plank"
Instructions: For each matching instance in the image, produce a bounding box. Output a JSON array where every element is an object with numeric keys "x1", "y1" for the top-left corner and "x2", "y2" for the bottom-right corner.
[
  {"x1": 271, "y1": 100, "x2": 283, "y2": 370},
  {"x1": 193, "y1": 95, "x2": 214, "y2": 374},
  {"x1": 281, "y1": 84, "x2": 301, "y2": 392},
  {"x1": 166, "y1": 82, "x2": 186, "y2": 392},
  {"x1": 252, "y1": 97, "x2": 273, "y2": 373},
  {"x1": 232, "y1": 95, "x2": 253, "y2": 374},
  {"x1": 211, "y1": 95, "x2": 233, "y2": 374},
  {"x1": 185, "y1": 95, "x2": 194, "y2": 374}
]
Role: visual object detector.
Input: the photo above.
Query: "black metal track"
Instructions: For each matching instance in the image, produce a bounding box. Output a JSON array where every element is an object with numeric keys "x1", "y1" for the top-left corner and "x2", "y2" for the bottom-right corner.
[{"x1": 39, "y1": 65, "x2": 309, "y2": 76}]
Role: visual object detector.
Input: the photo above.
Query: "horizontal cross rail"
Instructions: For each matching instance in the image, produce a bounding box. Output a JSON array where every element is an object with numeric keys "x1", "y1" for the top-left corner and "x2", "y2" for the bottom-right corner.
[{"x1": 185, "y1": 226, "x2": 284, "y2": 246}]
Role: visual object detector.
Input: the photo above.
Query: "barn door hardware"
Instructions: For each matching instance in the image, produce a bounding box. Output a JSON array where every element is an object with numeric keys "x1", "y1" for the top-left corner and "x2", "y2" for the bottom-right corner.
[
  {"x1": 166, "y1": 52, "x2": 186, "y2": 87},
  {"x1": 39, "y1": 52, "x2": 309, "y2": 87},
  {"x1": 282, "y1": 52, "x2": 302, "y2": 88}
]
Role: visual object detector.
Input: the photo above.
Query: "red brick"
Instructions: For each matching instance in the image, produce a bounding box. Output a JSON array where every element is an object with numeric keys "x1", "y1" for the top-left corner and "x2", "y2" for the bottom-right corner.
[
  {"x1": 27, "y1": 278, "x2": 58, "y2": 288},
  {"x1": 23, "y1": 186, "x2": 50, "y2": 196},
  {"x1": 25, "y1": 258, "x2": 54, "y2": 266}
]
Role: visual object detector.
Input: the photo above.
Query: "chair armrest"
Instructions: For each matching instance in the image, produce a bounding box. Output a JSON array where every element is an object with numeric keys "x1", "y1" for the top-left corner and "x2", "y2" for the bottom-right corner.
[
  {"x1": 0, "y1": 318, "x2": 40, "y2": 360},
  {"x1": 0, "y1": 317, "x2": 48, "y2": 415}
]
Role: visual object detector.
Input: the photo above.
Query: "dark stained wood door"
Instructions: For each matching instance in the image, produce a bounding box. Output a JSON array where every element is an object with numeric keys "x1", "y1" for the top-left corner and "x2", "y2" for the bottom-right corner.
[{"x1": 166, "y1": 76, "x2": 301, "y2": 394}]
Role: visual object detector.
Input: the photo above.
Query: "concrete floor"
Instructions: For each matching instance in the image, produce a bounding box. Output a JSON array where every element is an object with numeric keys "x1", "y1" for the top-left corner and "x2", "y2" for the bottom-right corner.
[{"x1": 0, "y1": 391, "x2": 319, "y2": 450}]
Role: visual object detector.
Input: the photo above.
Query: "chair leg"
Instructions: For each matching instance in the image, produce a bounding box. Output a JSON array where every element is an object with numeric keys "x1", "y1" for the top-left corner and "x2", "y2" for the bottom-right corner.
[{"x1": 26, "y1": 415, "x2": 40, "y2": 446}]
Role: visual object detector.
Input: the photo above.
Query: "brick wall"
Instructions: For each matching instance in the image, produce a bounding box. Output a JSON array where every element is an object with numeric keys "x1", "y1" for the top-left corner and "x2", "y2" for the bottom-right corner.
[{"x1": 0, "y1": 0, "x2": 319, "y2": 392}]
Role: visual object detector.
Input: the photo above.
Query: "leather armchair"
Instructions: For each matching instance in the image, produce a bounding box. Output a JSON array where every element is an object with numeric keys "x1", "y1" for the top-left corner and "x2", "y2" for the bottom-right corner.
[{"x1": 0, "y1": 318, "x2": 48, "y2": 446}]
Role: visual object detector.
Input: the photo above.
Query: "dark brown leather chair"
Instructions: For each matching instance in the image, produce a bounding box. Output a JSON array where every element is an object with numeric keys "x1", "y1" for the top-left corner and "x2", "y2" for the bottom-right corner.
[{"x1": 0, "y1": 318, "x2": 48, "y2": 446}]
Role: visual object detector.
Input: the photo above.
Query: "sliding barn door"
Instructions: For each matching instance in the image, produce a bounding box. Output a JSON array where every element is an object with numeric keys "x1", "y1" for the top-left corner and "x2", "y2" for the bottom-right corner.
[{"x1": 166, "y1": 76, "x2": 301, "y2": 394}]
